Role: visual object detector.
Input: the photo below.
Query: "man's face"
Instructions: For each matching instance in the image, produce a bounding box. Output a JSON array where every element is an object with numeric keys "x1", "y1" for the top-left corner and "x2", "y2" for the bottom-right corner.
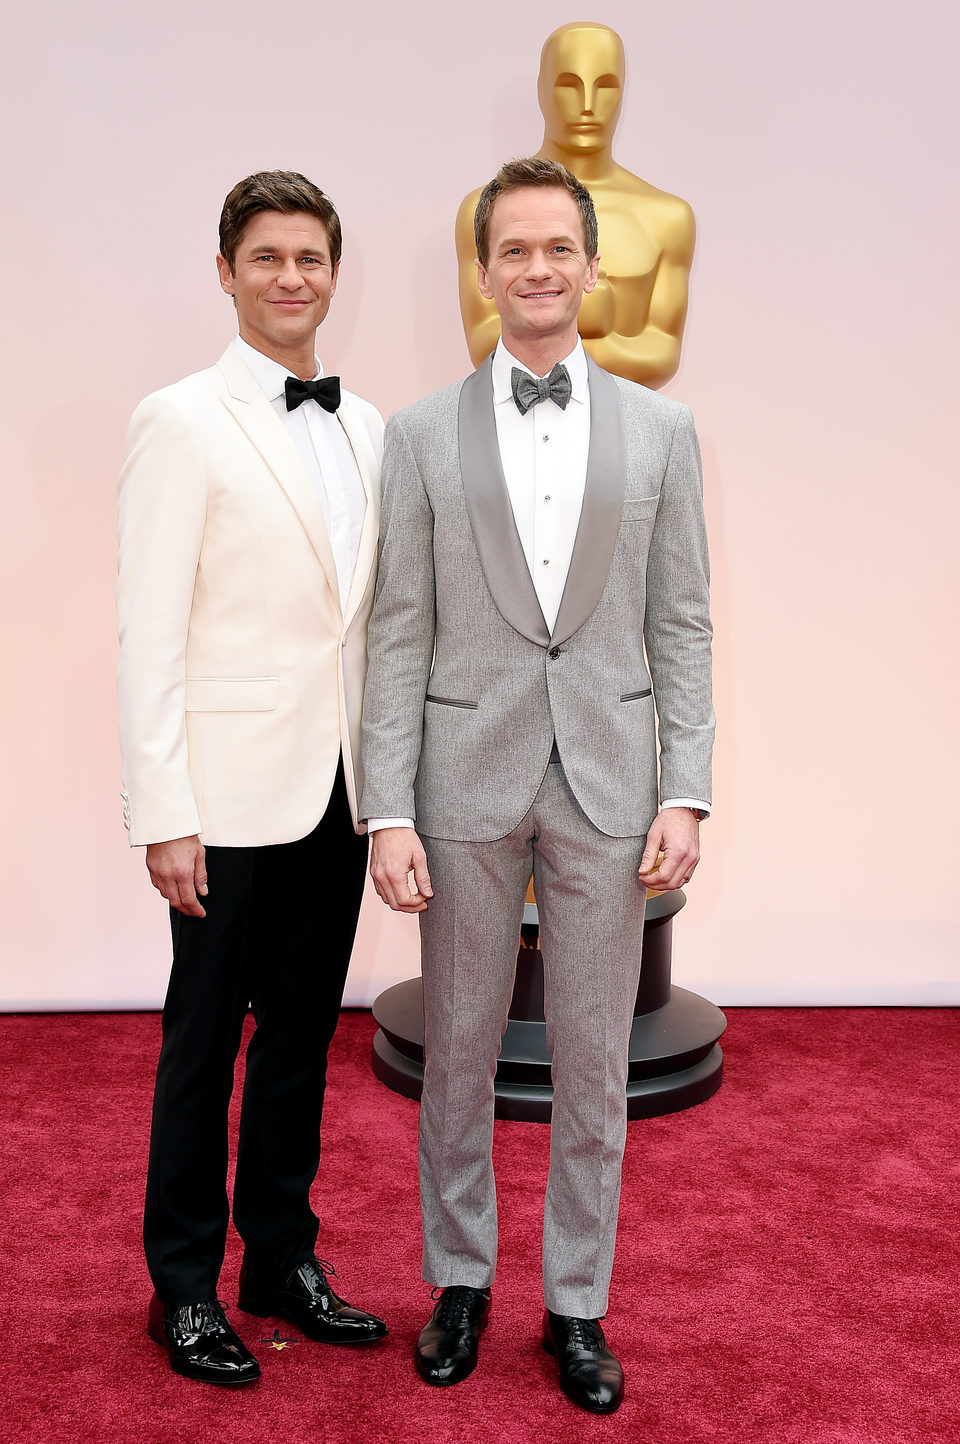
[
  {"x1": 538, "y1": 28, "x2": 624, "y2": 154},
  {"x1": 476, "y1": 186, "x2": 599, "y2": 351},
  {"x1": 216, "y1": 210, "x2": 338, "y2": 361}
]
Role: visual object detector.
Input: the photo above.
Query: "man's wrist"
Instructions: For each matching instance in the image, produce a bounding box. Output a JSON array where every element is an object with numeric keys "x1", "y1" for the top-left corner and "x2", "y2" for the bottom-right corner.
[
  {"x1": 367, "y1": 817, "x2": 416, "y2": 834},
  {"x1": 660, "y1": 798, "x2": 710, "y2": 820}
]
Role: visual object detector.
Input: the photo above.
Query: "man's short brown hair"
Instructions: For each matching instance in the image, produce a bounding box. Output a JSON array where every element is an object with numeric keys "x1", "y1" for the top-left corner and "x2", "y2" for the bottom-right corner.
[
  {"x1": 474, "y1": 157, "x2": 598, "y2": 267},
  {"x1": 218, "y1": 171, "x2": 342, "y2": 272}
]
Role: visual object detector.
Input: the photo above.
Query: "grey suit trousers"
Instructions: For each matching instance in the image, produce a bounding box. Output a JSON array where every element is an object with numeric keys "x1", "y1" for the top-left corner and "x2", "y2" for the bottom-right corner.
[{"x1": 418, "y1": 759, "x2": 647, "y2": 1317}]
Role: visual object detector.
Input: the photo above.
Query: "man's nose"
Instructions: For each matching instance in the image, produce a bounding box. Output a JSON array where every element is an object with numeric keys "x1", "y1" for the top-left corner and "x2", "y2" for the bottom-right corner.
[
  {"x1": 276, "y1": 259, "x2": 303, "y2": 289},
  {"x1": 525, "y1": 251, "x2": 552, "y2": 278}
]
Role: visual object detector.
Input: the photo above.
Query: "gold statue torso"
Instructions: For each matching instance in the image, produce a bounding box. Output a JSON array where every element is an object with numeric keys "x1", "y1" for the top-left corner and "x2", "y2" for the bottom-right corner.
[{"x1": 580, "y1": 182, "x2": 669, "y2": 336}]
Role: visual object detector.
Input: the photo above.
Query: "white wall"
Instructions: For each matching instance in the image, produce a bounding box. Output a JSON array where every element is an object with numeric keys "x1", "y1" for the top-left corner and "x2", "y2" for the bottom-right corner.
[{"x1": 1, "y1": 0, "x2": 957, "y2": 1007}]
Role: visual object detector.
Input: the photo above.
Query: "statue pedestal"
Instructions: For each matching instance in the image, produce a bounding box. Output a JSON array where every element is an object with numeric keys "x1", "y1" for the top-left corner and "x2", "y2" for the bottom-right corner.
[{"x1": 370, "y1": 890, "x2": 726, "y2": 1123}]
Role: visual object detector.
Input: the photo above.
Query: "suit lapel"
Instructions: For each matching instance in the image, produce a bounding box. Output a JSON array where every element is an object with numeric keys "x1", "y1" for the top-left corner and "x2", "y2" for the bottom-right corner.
[
  {"x1": 458, "y1": 358, "x2": 550, "y2": 647},
  {"x1": 337, "y1": 393, "x2": 380, "y2": 629},
  {"x1": 551, "y1": 356, "x2": 626, "y2": 647},
  {"x1": 216, "y1": 346, "x2": 342, "y2": 615}
]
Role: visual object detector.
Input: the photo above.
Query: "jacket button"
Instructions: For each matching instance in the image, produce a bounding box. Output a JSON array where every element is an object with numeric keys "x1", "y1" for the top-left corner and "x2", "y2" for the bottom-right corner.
[{"x1": 548, "y1": 647, "x2": 562, "y2": 659}]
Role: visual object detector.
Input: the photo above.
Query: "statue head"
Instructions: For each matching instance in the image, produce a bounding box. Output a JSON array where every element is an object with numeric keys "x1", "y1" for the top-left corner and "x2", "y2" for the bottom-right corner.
[{"x1": 537, "y1": 22, "x2": 625, "y2": 157}]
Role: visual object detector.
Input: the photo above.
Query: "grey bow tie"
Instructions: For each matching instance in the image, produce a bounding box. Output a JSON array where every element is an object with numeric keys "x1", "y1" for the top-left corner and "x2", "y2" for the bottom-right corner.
[{"x1": 510, "y1": 363, "x2": 572, "y2": 416}]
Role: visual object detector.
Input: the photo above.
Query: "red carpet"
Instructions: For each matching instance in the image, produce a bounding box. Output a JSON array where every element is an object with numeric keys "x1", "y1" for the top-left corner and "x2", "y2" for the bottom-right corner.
[{"x1": 1, "y1": 1007, "x2": 957, "y2": 1442}]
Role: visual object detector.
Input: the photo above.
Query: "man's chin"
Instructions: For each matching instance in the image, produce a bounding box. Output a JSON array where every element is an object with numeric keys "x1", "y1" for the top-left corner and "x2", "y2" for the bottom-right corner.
[
  {"x1": 255, "y1": 318, "x2": 317, "y2": 345},
  {"x1": 513, "y1": 311, "x2": 576, "y2": 339}
]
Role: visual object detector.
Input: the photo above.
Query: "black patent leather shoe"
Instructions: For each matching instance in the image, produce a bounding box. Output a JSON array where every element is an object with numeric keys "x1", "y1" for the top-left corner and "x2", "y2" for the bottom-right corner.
[
  {"x1": 238, "y1": 1255, "x2": 387, "y2": 1344},
  {"x1": 542, "y1": 1309, "x2": 624, "y2": 1414},
  {"x1": 147, "y1": 1293, "x2": 260, "y2": 1385},
  {"x1": 415, "y1": 1285, "x2": 491, "y2": 1386}
]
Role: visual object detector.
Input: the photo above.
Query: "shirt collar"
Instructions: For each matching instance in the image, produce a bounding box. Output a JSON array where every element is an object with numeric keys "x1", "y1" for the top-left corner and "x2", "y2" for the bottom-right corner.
[
  {"x1": 234, "y1": 335, "x2": 323, "y2": 402},
  {"x1": 491, "y1": 337, "x2": 588, "y2": 407}
]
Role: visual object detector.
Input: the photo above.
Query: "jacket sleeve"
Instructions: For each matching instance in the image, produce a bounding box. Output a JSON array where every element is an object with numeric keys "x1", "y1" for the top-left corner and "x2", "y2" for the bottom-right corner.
[
  {"x1": 643, "y1": 404, "x2": 715, "y2": 806},
  {"x1": 357, "y1": 412, "x2": 436, "y2": 822},
  {"x1": 116, "y1": 393, "x2": 207, "y2": 846}
]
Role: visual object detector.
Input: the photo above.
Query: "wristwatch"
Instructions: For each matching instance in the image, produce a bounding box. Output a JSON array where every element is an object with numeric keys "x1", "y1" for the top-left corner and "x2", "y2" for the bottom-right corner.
[{"x1": 687, "y1": 807, "x2": 709, "y2": 822}]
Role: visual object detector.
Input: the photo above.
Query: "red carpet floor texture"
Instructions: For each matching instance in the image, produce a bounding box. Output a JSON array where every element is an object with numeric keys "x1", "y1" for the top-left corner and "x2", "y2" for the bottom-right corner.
[{"x1": 1, "y1": 1007, "x2": 957, "y2": 1444}]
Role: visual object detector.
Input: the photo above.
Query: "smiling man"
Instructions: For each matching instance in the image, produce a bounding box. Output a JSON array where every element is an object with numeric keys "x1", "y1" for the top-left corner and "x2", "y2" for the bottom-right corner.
[
  {"x1": 117, "y1": 171, "x2": 387, "y2": 1385},
  {"x1": 360, "y1": 157, "x2": 713, "y2": 1414}
]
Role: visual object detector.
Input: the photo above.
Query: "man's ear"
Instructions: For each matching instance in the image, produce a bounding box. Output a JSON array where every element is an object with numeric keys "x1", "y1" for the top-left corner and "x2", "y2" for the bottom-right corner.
[
  {"x1": 476, "y1": 257, "x2": 493, "y2": 301},
  {"x1": 216, "y1": 253, "x2": 235, "y2": 297},
  {"x1": 583, "y1": 253, "x2": 600, "y2": 296},
  {"x1": 330, "y1": 259, "x2": 340, "y2": 299}
]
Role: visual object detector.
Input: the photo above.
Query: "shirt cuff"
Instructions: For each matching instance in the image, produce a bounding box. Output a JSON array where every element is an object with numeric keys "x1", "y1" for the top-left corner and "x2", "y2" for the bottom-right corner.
[
  {"x1": 660, "y1": 798, "x2": 711, "y2": 815},
  {"x1": 367, "y1": 817, "x2": 416, "y2": 833}
]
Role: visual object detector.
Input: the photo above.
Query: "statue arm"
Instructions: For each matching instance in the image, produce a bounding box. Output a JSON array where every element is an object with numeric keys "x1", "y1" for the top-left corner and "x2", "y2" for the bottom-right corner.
[
  {"x1": 456, "y1": 192, "x2": 501, "y2": 368},
  {"x1": 584, "y1": 310, "x2": 682, "y2": 387},
  {"x1": 586, "y1": 202, "x2": 695, "y2": 389}
]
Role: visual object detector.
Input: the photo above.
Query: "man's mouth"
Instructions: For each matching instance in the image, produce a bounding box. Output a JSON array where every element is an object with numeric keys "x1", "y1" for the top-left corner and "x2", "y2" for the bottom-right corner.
[{"x1": 520, "y1": 290, "x2": 562, "y2": 300}]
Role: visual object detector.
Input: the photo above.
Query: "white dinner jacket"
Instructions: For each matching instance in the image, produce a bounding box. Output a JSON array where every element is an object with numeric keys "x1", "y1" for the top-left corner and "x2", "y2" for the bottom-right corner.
[{"x1": 117, "y1": 344, "x2": 383, "y2": 848}]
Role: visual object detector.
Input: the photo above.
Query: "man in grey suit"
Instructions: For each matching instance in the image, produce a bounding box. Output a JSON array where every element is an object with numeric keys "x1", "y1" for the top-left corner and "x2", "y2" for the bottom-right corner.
[{"x1": 359, "y1": 157, "x2": 713, "y2": 1415}]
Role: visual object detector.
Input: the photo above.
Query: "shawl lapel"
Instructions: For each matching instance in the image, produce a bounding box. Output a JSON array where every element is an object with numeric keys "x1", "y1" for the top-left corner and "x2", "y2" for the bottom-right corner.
[
  {"x1": 550, "y1": 356, "x2": 626, "y2": 647},
  {"x1": 457, "y1": 358, "x2": 550, "y2": 647}
]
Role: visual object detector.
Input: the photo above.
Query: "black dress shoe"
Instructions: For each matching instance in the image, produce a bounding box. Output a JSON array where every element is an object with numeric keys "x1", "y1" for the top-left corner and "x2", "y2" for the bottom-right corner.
[
  {"x1": 542, "y1": 1309, "x2": 624, "y2": 1414},
  {"x1": 238, "y1": 1255, "x2": 387, "y2": 1344},
  {"x1": 415, "y1": 1285, "x2": 491, "y2": 1386},
  {"x1": 147, "y1": 1293, "x2": 260, "y2": 1385}
]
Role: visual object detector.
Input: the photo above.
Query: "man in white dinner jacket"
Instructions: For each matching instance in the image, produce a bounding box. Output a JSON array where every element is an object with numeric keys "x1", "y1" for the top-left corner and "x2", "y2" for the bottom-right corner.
[{"x1": 117, "y1": 171, "x2": 387, "y2": 1386}]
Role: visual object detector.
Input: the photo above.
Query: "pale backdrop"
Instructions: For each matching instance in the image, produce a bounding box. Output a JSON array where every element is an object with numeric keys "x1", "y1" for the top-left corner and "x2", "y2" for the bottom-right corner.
[{"x1": 1, "y1": 0, "x2": 957, "y2": 1008}]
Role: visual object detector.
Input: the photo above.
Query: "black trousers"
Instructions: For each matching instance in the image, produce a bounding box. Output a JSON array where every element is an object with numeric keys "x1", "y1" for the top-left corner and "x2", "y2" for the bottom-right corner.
[{"x1": 142, "y1": 762, "x2": 368, "y2": 1307}]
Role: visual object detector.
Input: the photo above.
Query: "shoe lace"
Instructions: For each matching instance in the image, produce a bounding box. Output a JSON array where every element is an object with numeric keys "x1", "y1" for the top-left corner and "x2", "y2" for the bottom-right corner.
[
  {"x1": 432, "y1": 1286, "x2": 484, "y2": 1330},
  {"x1": 315, "y1": 1258, "x2": 340, "y2": 1281},
  {"x1": 189, "y1": 1299, "x2": 231, "y2": 1334},
  {"x1": 565, "y1": 1316, "x2": 604, "y2": 1351}
]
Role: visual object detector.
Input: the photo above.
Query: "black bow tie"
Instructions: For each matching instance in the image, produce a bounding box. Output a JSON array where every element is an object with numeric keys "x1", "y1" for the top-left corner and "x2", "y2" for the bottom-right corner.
[
  {"x1": 284, "y1": 374, "x2": 341, "y2": 413},
  {"x1": 510, "y1": 363, "x2": 572, "y2": 416}
]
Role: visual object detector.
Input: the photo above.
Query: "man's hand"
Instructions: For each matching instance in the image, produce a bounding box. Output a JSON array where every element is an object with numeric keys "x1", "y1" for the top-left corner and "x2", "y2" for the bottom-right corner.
[
  {"x1": 370, "y1": 827, "x2": 433, "y2": 913},
  {"x1": 146, "y1": 835, "x2": 208, "y2": 917},
  {"x1": 638, "y1": 809, "x2": 700, "y2": 891}
]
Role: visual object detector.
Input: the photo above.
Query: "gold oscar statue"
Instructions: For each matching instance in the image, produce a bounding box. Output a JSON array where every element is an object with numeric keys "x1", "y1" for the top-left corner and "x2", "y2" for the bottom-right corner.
[{"x1": 456, "y1": 21, "x2": 695, "y2": 388}]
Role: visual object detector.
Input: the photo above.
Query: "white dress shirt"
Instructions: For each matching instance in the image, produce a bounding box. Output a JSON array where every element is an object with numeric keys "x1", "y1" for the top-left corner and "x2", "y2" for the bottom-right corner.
[
  {"x1": 235, "y1": 336, "x2": 366, "y2": 611},
  {"x1": 368, "y1": 339, "x2": 708, "y2": 830},
  {"x1": 493, "y1": 339, "x2": 590, "y2": 634}
]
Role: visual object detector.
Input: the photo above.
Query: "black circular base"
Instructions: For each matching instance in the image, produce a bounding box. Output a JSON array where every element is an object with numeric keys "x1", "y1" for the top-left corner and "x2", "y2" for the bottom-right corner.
[
  {"x1": 370, "y1": 891, "x2": 726, "y2": 1123},
  {"x1": 372, "y1": 988, "x2": 724, "y2": 1122}
]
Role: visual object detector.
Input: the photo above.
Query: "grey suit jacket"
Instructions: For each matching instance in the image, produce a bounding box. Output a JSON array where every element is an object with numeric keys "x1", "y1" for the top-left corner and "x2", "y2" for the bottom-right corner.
[{"x1": 359, "y1": 355, "x2": 713, "y2": 842}]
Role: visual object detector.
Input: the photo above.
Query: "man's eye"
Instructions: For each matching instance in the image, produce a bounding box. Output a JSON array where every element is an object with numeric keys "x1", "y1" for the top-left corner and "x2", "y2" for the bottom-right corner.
[{"x1": 253, "y1": 254, "x2": 276, "y2": 262}]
